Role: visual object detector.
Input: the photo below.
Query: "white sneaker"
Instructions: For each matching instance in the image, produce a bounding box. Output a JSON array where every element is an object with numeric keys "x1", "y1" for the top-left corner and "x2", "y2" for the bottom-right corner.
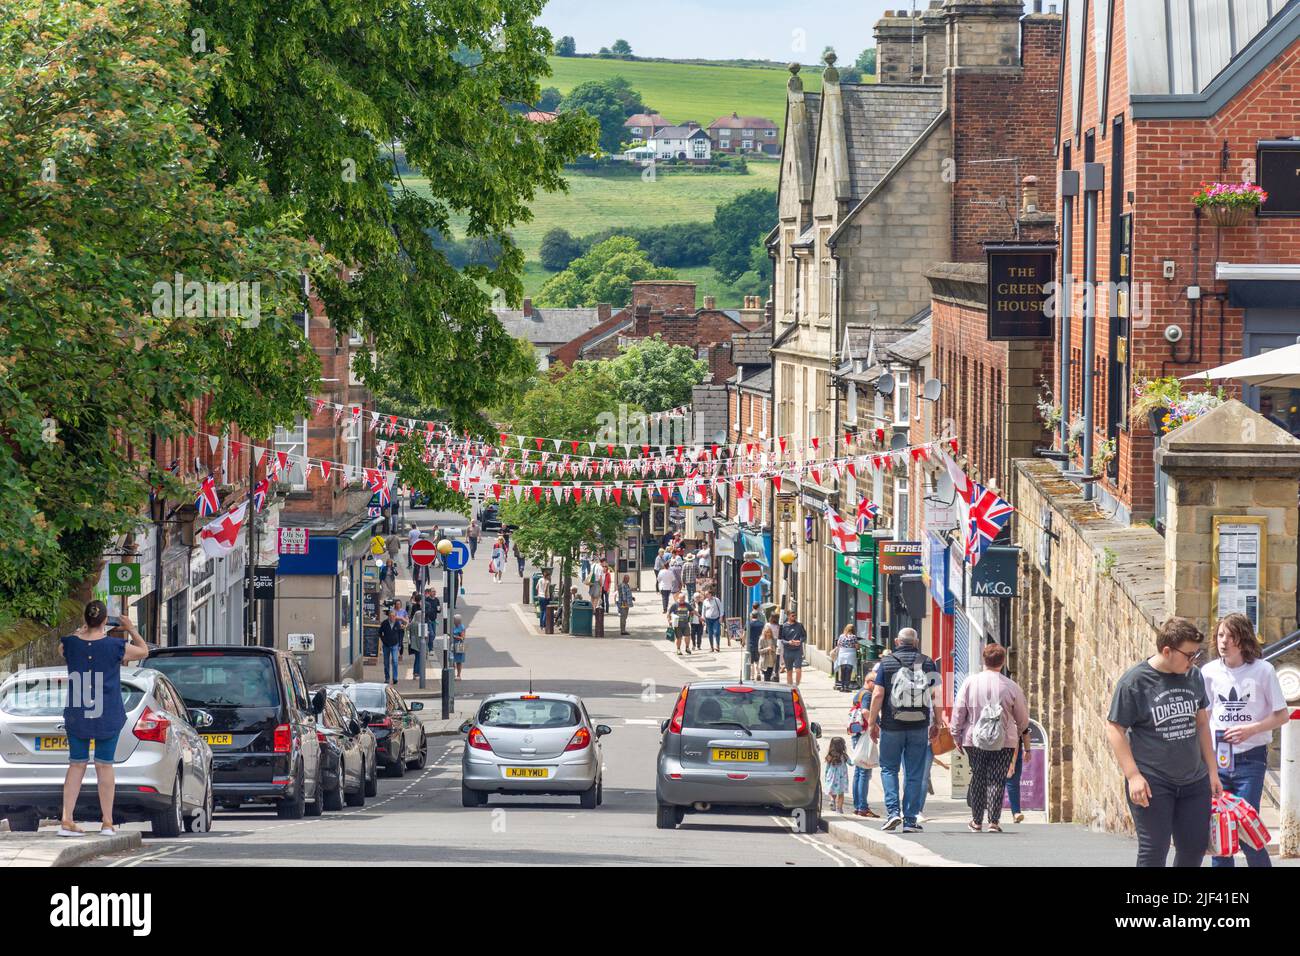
[{"x1": 881, "y1": 815, "x2": 903, "y2": 832}]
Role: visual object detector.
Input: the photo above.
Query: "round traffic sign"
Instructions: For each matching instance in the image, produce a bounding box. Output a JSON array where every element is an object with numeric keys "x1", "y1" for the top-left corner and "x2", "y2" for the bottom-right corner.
[
  {"x1": 739, "y1": 560, "x2": 762, "y2": 587},
  {"x1": 410, "y1": 539, "x2": 438, "y2": 567},
  {"x1": 443, "y1": 539, "x2": 471, "y2": 572}
]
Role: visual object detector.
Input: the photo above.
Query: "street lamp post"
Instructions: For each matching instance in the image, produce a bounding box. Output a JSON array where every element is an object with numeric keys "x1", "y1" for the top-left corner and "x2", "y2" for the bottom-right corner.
[
  {"x1": 779, "y1": 546, "x2": 796, "y2": 618},
  {"x1": 437, "y1": 537, "x2": 454, "y2": 719}
]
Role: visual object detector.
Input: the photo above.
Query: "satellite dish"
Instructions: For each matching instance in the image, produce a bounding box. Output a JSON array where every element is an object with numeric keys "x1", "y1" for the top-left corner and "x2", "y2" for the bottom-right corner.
[
  {"x1": 922, "y1": 378, "x2": 943, "y2": 402},
  {"x1": 889, "y1": 433, "x2": 908, "y2": 452},
  {"x1": 876, "y1": 372, "x2": 896, "y2": 397}
]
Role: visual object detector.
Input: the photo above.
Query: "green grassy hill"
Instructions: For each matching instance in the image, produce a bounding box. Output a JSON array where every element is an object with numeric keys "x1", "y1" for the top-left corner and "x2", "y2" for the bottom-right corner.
[{"x1": 543, "y1": 56, "x2": 825, "y2": 133}]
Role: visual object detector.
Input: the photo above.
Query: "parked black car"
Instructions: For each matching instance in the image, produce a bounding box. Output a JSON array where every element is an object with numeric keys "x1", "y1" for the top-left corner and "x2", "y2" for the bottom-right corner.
[
  {"x1": 335, "y1": 682, "x2": 426, "y2": 777},
  {"x1": 147, "y1": 646, "x2": 326, "y2": 819},
  {"x1": 319, "y1": 686, "x2": 379, "y2": 799},
  {"x1": 479, "y1": 504, "x2": 501, "y2": 534},
  {"x1": 314, "y1": 695, "x2": 369, "y2": 809}
]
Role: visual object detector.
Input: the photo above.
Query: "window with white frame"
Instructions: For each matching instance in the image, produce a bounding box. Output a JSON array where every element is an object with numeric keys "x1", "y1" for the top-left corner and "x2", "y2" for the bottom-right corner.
[
  {"x1": 274, "y1": 419, "x2": 309, "y2": 491},
  {"x1": 894, "y1": 477, "x2": 909, "y2": 539},
  {"x1": 894, "y1": 369, "x2": 911, "y2": 426},
  {"x1": 692, "y1": 137, "x2": 707, "y2": 159},
  {"x1": 344, "y1": 419, "x2": 362, "y2": 475}
]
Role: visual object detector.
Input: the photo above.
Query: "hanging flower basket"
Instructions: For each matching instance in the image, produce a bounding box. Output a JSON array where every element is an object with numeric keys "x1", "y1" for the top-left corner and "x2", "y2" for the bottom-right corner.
[{"x1": 1193, "y1": 182, "x2": 1267, "y2": 227}]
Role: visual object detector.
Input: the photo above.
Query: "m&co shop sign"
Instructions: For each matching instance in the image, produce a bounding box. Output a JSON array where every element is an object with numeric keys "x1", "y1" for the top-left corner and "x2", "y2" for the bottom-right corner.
[{"x1": 986, "y1": 244, "x2": 1055, "y2": 340}]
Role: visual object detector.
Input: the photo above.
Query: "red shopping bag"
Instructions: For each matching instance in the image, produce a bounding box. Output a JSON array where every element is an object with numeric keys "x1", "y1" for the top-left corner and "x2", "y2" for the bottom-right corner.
[
  {"x1": 1221, "y1": 792, "x2": 1271, "y2": 851},
  {"x1": 1209, "y1": 796, "x2": 1240, "y2": 857}
]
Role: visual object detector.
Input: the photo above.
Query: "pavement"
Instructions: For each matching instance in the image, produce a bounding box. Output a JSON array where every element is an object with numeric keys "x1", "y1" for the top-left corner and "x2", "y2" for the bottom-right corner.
[{"x1": 0, "y1": 826, "x2": 141, "y2": 867}]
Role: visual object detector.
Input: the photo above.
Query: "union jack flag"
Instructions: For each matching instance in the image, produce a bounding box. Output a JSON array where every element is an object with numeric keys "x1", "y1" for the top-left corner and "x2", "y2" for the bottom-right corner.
[
  {"x1": 251, "y1": 478, "x2": 269, "y2": 513},
  {"x1": 855, "y1": 497, "x2": 880, "y2": 531},
  {"x1": 195, "y1": 475, "x2": 220, "y2": 516},
  {"x1": 962, "y1": 481, "x2": 1014, "y2": 567},
  {"x1": 365, "y1": 468, "x2": 390, "y2": 506}
]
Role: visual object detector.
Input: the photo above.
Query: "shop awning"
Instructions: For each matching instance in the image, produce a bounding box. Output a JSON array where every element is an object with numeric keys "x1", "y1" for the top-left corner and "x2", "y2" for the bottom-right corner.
[{"x1": 1216, "y1": 262, "x2": 1300, "y2": 308}]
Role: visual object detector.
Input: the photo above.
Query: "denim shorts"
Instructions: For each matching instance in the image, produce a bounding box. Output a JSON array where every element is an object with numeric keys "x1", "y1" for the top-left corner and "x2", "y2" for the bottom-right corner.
[{"x1": 68, "y1": 732, "x2": 121, "y2": 764}]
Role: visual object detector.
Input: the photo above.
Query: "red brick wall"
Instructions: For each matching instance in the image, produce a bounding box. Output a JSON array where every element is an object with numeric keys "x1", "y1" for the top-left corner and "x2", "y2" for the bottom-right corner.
[
  {"x1": 950, "y1": 16, "x2": 1063, "y2": 261},
  {"x1": 933, "y1": 298, "x2": 1011, "y2": 487},
  {"x1": 726, "y1": 387, "x2": 771, "y2": 525},
  {"x1": 631, "y1": 280, "x2": 696, "y2": 313}
]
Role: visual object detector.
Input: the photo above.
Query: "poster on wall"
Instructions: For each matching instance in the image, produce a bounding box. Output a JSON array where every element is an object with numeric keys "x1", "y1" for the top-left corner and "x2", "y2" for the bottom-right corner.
[
  {"x1": 986, "y1": 244, "x2": 1056, "y2": 340},
  {"x1": 1212, "y1": 516, "x2": 1267, "y2": 631}
]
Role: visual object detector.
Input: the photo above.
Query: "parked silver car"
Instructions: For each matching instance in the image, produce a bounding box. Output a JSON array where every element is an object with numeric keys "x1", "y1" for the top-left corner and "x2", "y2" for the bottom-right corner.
[
  {"x1": 0, "y1": 666, "x2": 214, "y2": 836},
  {"x1": 459, "y1": 692, "x2": 611, "y2": 808},
  {"x1": 655, "y1": 681, "x2": 823, "y2": 832}
]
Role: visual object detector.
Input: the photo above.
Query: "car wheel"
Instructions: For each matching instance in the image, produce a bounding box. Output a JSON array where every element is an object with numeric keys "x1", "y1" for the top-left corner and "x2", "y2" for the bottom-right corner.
[
  {"x1": 304, "y1": 764, "x2": 324, "y2": 816},
  {"x1": 409, "y1": 733, "x2": 427, "y2": 769},
  {"x1": 387, "y1": 742, "x2": 406, "y2": 778},
  {"x1": 346, "y1": 760, "x2": 366, "y2": 807},
  {"x1": 185, "y1": 781, "x2": 213, "y2": 833},
  {"x1": 461, "y1": 784, "x2": 487, "y2": 808},
  {"x1": 5, "y1": 810, "x2": 39, "y2": 832},
  {"x1": 150, "y1": 769, "x2": 185, "y2": 838},
  {"x1": 596, "y1": 777, "x2": 604, "y2": 806},
  {"x1": 579, "y1": 780, "x2": 599, "y2": 810},
  {"x1": 324, "y1": 764, "x2": 345, "y2": 812},
  {"x1": 276, "y1": 764, "x2": 306, "y2": 819},
  {"x1": 798, "y1": 791, "x2": 823, "y2": 834},
  {"x1": 364, "y1": 757, "x2": 379, "y2": 797},
  {"x1": 655, "y1": 803, "x2": 680, "y2": 830}
]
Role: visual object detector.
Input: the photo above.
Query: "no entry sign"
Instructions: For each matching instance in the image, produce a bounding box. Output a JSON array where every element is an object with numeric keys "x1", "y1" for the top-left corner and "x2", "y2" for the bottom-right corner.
[
  {"x1": 739, "y1": 560, "x2": 762, "y2": 588},
  {"x1": 410, "y1": 539, "x2": 438, "y2": 567}
]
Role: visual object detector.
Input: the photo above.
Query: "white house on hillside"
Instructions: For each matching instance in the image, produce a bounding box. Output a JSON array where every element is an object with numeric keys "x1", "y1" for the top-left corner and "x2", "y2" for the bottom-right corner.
[{"x1": 645, "y1": 124, "x2": 712, "y2": 161}]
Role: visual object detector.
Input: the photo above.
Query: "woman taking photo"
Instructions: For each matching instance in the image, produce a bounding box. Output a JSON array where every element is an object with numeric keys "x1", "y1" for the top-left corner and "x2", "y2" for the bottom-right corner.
[{"x1": 1201, "y1": 612, "x2": 1289, "y2": 867}]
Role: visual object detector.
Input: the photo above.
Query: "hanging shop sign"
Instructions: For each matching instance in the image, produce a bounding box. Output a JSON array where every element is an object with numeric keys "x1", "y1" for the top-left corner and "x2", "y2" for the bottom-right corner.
[
  {"x1": 108, "y1": 563, "x2": 141, "y2": 596},
  {"x1": 879, "y1": 541, "x2": 924, "y2": 576},
  {"x1": 986, "y1": 244, "x2": 1056, "y2": 341},
  {"x1": 251, "y1": 566, "x2": 277, "y2": 601},
  {"x1": 835, "y1": 552, "x2": 875, "y2": 593},
  {"x1": 277, "y1": 526, "x2": 310, "y2": 556},
  {"x1": 971, "y1": 546, "x2": 1020, "y2": 598}
]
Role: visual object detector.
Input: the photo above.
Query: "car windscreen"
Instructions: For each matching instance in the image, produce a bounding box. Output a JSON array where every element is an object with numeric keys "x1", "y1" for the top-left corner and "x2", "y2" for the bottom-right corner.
[
  {"x1": 683, "y1": 687, "x2": 794, "y2": 732},
  {"x1": 146, "y1": 655, "x2": 281, "y2": 709},
  {"x1": 478, "y1": 698, "x2": 580, "y2": 729},
  {"x1": 0, "y1": 675, "x2": 145, "y2": 716},
  {"x1": 340, "y1": 685, "x2": 388, "y2": 711}
]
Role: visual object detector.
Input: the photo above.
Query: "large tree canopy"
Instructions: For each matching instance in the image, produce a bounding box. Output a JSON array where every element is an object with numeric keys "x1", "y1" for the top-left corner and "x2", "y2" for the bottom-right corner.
[
  {"x1": 536, "y1": 236, "x2": 675, "y2": 308},
  {"x1": 196, "y1": 0, "x2": 598, "y2": 416},
  {"x1": 603, "y1": 337, "x2": 708, "y2": 413},
  {"x1": 558, "y1": 80, "x2": 630, "y2": 153},
  {"x1": 710, "y1": 188, "x2": 777, "y2": 283}
]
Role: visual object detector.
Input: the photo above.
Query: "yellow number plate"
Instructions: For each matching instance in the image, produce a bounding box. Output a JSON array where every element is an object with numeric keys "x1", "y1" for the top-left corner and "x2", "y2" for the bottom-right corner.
[
  {"x1": 36, "y1": 736, "x2": 68, "y2": 751},
  {"x1": 202, "y1": 734, "x2": 233, "y2": 746},
  {"x1": 711, "y1": 748, "x2": 766, "y2": 763},
  {"x1": 504, "y1": 767, "x2": 549, "y2": 779}
]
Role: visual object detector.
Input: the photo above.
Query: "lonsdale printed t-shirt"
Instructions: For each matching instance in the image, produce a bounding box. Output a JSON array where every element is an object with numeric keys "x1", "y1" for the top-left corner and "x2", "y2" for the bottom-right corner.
[
  {"x1": 1200, "y1": 657, "x2": 1286, "y2": 753},
  {"x1": 1108, "y1": 662, "x2": 1210, "y2": 785}
]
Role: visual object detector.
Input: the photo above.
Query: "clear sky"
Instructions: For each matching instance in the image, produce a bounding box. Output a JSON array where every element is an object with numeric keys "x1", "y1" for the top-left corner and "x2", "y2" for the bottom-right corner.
[{"x1": 537, "y1": 0, "x2": 905, "y2": 62}]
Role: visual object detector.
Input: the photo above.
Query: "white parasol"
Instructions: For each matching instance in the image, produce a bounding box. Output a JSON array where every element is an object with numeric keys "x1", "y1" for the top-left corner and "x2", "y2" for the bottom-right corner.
[{"x1": 1183, "y1": 341, "x2": 1300, "y2": 389}]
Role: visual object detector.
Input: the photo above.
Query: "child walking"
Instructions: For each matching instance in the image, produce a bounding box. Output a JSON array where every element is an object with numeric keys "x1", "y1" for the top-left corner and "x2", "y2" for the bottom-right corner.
[{"x1": 824, "y1": 736, "x2": 851, "y2": 813}]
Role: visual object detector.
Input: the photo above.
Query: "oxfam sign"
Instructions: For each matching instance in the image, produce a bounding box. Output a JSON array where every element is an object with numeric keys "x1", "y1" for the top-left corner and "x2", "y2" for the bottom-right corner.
[{"x1": 108, "y1": 563, "x2": 141, "y2": 596}]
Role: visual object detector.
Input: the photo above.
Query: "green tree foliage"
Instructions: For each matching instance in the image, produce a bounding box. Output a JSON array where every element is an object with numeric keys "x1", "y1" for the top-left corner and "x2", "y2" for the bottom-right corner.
[
  {"x1": 554, "y1": 35, "x2": 576, "y2": 56},
  {"x1": 538, "y1": 227, "x2": 582, "y2": 271},
  {"x1": 537, "y1": 86, "x2": 562, "y2": 112},
  {"x1": 498, "y1": 363, "x2": 631, "y2": 618},
  {"x1": 196, "y1": 0, "x2": 598, "y2": 421},
  {"x1": 559, "y1": 80, "x2": 629, "y2": 152},
  {"x1": 855, "y1": 48, "x2": 877, "y2": 76},
  {"x1": 604, "y1": 337, "x2": 708, "y2": 413},
  {"x1": 574, "y1": 223, "x2": 713, "y2": 269},
  {"x1": 709, "y1": 188, "x2": 777, "y2": 283},
  {"x1": 0, "y1": 0, "x2": 326, "y2": 625},
  {"x1": 603, "y1": 76, "x2": 650, "y2": 117},
  {"x1": 536, "y1": 237, "x2": 675, "y2": 308},
  {"x1": 610, "y1": 39, "x2": 633, "y2": 57}
]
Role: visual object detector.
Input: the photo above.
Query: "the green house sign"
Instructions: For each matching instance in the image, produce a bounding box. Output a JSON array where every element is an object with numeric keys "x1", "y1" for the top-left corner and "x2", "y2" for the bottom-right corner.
[{"x1": 108, "y1": 562, "x2": 141, "y2": 596}]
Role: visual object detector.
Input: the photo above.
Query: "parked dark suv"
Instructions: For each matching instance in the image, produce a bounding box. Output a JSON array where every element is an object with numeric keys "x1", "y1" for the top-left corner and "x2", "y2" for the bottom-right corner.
[{"x1": 147, "y1": 646, "x2": 326, "y2": 819}]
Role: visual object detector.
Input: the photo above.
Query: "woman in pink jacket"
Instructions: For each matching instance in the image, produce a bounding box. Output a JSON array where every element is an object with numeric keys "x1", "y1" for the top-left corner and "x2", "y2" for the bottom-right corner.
[{"x1": 950, "y1": 643, "x2": 1029, "y2": 832}]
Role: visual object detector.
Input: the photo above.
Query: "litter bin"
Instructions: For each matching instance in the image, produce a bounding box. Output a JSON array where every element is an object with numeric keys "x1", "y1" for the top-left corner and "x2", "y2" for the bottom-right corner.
[
  {"x1": 569, "y1": 599, "x2": 593, "y2": 637},
  {"x1": 643, "y1": 540, "x2": 660, "y2": 567}
]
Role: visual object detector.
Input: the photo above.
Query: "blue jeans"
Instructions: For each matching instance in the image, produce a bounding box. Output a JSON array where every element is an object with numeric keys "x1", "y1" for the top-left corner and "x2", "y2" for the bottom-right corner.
[
  {"x1": 1006, "y1": 748, "x2": 1024, "y2": 815},
  {"x1": 685, "y1": 582, "x2": 696, "y2": 600},
  {"x1": 878, "y1": 727, "x2": 929, "y2": 825},
  {"x1": 1212, "y1": 746, "x2": 1271, "y2": 868},
  {"x1": 851, "y1": 734, "x2": 873, "y2": 812},
  {"x1": 705, "y1": 618, "x2": 721, "y2": 648},
  {"x1": 382, "y1": 644, "x2": 400, "y2": 683}
]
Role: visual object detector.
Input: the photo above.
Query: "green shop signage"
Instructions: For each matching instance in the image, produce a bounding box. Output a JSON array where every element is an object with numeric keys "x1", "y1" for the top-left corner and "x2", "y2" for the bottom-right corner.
[{"x1": 835, "y1": 552, "x2": 875, "y2": 593}]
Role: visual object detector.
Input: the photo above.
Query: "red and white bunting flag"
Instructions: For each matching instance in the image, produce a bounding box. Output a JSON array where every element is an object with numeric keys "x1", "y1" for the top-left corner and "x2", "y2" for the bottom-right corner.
[{"x1": 320, "y1": 460, "x2": 332, "y2": 480}]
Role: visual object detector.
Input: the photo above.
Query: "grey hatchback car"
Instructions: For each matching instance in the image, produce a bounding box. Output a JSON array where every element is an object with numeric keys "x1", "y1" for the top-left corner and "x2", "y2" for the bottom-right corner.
[
  {"x1": 655, "y1": 681, "x2": 823, "y2": 833},
  {"x1": 459, "y1": 692, "x2": 611, "y2": 808}
]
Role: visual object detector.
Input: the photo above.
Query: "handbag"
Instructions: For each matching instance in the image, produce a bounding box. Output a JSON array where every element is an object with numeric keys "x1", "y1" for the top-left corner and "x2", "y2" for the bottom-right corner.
[
  {"x1": 931, "y1": 724, "x2": 957, "y2": 757},
  {"x1": 852, "y1": 733, "x2": 879, "y2": 769},
  {"x1": 665, "y1": 625, "x2": 675, "y2": 641}
]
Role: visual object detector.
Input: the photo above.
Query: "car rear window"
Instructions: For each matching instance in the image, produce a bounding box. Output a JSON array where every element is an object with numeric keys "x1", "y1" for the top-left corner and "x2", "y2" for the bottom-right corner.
[
  {"x1": 0, "y1": 675, "x2": 144, "y2": 716},
  {"x1": 478, "y1": 698, "x2": 580, "y2": 729},
  {"x1": 340, "y1": 685, "x2": 388, "y2": 710},
  {"x1": 146, "y1": 655, "x2": 281, "y2": 709},
  {"x1": 683, "y1": 687, "x2": 794, "y2": 732}
]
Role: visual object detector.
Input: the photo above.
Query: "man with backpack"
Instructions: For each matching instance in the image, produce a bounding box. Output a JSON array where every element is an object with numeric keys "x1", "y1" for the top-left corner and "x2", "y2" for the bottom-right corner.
[
  {"x1": 867, "y1": 628, "x2": 946, "y2": 833},
  {"x1": 950, "y1": 643, "x2": 1029, "y2": 832}
]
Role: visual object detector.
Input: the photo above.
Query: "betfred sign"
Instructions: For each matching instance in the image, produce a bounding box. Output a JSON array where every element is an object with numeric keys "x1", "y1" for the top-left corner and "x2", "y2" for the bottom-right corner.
[{"x1": 879, "y1": 541, "x2": 923, "y2": 575}]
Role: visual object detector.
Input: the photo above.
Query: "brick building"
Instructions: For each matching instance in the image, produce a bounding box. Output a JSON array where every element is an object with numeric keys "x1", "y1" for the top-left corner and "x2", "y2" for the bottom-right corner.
[{"x1": 706, "y1": 112, "x2": 781, "y2": 154}]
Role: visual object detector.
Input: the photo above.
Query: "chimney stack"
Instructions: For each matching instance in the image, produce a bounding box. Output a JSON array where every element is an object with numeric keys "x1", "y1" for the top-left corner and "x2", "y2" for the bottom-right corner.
[
  {"x1": 523, "y1": 297, "x2": 533, "y2": 318},
  {"x1": 703, "y1": 295, "x2": 716, "y2": 310},
  {"x1": 1021, "y1": 175, "x2": 1039, "y2": 214},
  {"x1": 873, "y1": 7, "x2": 926, "y2": 84}
]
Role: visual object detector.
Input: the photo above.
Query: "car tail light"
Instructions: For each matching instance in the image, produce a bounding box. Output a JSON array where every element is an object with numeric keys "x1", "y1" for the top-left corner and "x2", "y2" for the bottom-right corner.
[
  {"x1": 137, "y1": 786, "x2": 159, "y2": 793},
  {"x1": 467, "y1": 727, "x2": 493, "y2": 751},
  {"x1": 792, "y1": 689, "x2": 808, "y2": 737},
  {"x1": 273, "y1": 723, "x2": 293, "y2": 753},
  {"x1": 724, "y1": 686, "x2": 753, "y2": 694},
  {"x1": 564, "y1": 727, "x2": 591, "y2": 751},
  {"x1": 668, "y1": 688, "x2": 688, "y2": 734},
  {"x1": 132, "y1": 707, "x2": 170, "y2": 744},
  {"x1": 316, "y1": 730, "x2": 328, "y2": 745},
  {"x1": 369, "y1": 716, "x2": 392, "y2": 729}
]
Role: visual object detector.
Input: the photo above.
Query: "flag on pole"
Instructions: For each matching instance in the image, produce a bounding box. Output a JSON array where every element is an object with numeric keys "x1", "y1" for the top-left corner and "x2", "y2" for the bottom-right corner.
[
  {"x1": 251, "y1": 478, "x2": 269, "y2": 513},
  {"x1": 822, "y1": 504, "x2": 859, "y2": 554},
  {"x1": 195, "y1": 475, "x2": 220, "y2": 517},
  {"x1": 855, "y1": 496, "x2": 880, "y2": 531},
  {"x1": 198, "y1": 502, "x2": 248, "y2": 559},
  {"x1": 961, "y1": 481, "x2": 1014, "y2": 567}
]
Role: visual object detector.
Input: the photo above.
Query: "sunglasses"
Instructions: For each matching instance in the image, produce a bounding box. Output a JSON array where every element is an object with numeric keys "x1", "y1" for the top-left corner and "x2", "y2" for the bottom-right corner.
[{"x1": 1169, "y1": 646, "x2": 1206, "y2": 665}]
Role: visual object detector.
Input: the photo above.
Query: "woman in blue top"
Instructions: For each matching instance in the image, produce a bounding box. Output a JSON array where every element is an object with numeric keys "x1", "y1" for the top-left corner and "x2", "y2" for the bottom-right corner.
[
  {"x1": 452, "y1": 614, "x2": 467, "y2": 679},
  {"x1": 58, "y1": 600, "x2": 150, "y2": 836}
]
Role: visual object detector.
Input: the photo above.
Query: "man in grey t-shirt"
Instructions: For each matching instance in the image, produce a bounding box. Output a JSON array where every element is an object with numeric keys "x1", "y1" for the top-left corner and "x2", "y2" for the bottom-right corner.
[{"x1": 1106, "y1": 617, "x2": 1222, "y2": 867}]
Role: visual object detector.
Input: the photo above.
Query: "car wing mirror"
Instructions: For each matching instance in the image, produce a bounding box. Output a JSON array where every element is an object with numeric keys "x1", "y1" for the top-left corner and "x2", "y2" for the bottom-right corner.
[
  {"x1": 311, "y1": 689, "x2": 327, "y2": 715},
  {"x1": 659, "y1": 719, "x2": 670, "y2": 734},
  {"x1": 458, "y1": 720, "x2": 472, "y2": 734},
  {"x1": 190, "y1": 709, "x2": 214, "y2": 730},
  {"x1": 810, "y1": 721, "x2": 822, "y2": 739},
  {"x1": 410, "y1": 701, "x2": 424, "y2": 711},
  {"x1": 595, "y1": 724, "x2": 612, "y2": 737}
]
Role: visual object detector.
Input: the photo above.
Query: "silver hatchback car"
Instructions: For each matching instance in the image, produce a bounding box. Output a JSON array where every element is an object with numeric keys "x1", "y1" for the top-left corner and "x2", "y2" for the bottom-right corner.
[
  {"x1": 459, "y1": 692, "x2": 611, "y2": 808},
  {"x1": 0, "y1": 666, "x2": 214, "y2": 836},
  {"x1": 655, "y1": 681, "x2": 823, "y2": 833}
]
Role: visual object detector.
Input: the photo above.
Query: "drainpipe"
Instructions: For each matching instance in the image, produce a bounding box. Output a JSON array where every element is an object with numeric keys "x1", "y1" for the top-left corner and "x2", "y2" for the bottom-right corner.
[
  {"x1": 1058, "y1": 170, "x2": 1079, "y2": 451},
  {"x1": 1080, "y1": 163, "x2": 1105, "y2": 501}
]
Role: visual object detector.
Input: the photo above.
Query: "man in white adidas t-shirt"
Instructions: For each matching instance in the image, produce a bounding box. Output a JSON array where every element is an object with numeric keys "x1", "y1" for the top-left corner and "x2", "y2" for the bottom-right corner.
[{"x1": 1201, "y1": 612, "x2": 1290, "y2": 868}]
